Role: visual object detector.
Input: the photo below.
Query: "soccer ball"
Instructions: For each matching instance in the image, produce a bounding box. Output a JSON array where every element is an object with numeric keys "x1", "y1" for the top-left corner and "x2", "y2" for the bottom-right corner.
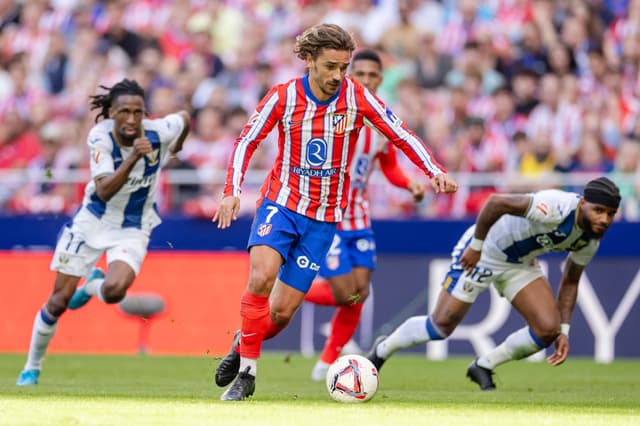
[{"x1": 325, "y1": 354, "x2": 379, "y2": 403}]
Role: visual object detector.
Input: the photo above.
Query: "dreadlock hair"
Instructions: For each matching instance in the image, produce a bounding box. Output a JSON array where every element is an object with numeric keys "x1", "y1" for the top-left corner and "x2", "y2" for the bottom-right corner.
[{"x1": 89, "y1": 79, "x2": 145, "y2": 123}]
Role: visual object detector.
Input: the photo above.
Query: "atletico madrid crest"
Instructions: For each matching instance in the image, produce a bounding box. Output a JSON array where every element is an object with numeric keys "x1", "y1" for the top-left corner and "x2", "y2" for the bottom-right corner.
[
  {"x1": 333, "y1": 114, "x2": 347, "y2": 134},
  {"x1": 257, "y1": 223, "x2": 272, "y2": 237}
]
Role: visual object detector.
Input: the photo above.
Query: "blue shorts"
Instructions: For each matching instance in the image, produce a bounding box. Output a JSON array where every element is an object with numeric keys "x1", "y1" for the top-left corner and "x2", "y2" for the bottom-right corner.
[
  {"x1": 247, "y1": 199, "x2": 337, "y2": 292},
  {"x1": 318, "y1": 228, "x2": 376, "y2": 278}
]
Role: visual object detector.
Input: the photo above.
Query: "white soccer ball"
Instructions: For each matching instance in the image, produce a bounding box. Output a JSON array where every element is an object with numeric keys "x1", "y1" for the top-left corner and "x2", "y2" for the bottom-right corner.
[{"x1": 325, "y1": 354, "x2": 379, "y2": 403}]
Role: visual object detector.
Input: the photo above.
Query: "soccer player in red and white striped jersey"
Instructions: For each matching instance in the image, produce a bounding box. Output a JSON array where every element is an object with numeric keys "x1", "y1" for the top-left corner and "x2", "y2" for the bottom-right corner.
[
  {"x1": 212, "y1": 23, "x2": 457, "y2": 401},
  {"x1": 304, "y1": 49, "x2": 426, "y2": 381}
]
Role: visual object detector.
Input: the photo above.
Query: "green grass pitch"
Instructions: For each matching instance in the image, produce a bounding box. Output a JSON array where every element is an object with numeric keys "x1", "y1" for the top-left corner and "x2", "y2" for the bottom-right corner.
[{"x1": 1, "y1": 353, "x2": 639, "y2": 425}]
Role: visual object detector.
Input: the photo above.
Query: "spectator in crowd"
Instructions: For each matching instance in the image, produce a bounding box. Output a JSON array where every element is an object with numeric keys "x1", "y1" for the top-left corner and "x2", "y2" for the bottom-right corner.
[{"x1": 0, "y1": 0, "x2": 638, "y2": 220}]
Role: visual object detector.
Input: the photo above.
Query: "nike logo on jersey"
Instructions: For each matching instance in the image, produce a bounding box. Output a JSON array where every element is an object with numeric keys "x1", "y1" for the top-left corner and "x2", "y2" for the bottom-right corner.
[{"x1": 241, "y1": 332, "x2": 257, "y2": 338}]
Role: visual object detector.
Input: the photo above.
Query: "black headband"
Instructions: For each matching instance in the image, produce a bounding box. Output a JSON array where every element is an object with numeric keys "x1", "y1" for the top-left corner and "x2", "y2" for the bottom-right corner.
[{"x1": 583, "y1": 177, "x2": 621, "y2": 209}]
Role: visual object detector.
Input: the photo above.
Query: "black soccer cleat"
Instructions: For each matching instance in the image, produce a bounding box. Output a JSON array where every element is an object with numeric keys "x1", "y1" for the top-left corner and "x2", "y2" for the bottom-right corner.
[
  {"x1": 366, "y1": 335, "x2": 388, "y2": 372},
  {"x1": 220, "y1": 367, "x2": 255, "y2": 401},
  {"x1": 215, "y1": 330, "x2": 241, "y2": 387},
  {"x1": 466, "y1": 358, "x2": 496, "y2": 390}
]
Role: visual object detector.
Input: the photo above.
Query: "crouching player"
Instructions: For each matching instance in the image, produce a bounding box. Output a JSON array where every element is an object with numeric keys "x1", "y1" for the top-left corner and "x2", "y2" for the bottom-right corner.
[{"x1": 367, "y1": 177, "x2": 620, "y2": 390}]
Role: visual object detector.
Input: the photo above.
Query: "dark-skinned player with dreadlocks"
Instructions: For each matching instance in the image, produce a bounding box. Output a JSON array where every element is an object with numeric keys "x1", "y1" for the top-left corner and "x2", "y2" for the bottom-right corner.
[{"x1": 17, "y1": 79, "x2": 190, "y2": 385}]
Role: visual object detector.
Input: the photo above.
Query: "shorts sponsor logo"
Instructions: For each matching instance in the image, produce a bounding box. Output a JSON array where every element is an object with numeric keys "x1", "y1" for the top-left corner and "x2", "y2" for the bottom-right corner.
[
  {"x1": 257, "y1": 223, "x2": 272, "y2": 237},
  {"x1": 297, "y1": 256, "x2": 309, "y2": 268},
  {"x1": 58, "y1": 254, "x2": 70, "y2": 264},
  {"x1": 327, "y1": 255, "x2": 340, "y2": 270},
  {"x1": 356, "y1": 238, "x2": 370, "y2": 252},
  {"x1": 297, "y1": 255, "x2": 320, "y2": 271},
  {"x1": 463, "y1": 280, "x2": 475, "y2": 293}
]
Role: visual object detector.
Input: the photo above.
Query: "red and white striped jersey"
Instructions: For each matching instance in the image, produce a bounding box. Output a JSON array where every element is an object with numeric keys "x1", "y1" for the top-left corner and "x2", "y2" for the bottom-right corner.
[
  {"x1": 340, "y1": 127, "x2": 411, "y2": 231},
  {"x1": 224, "y1": 75, "x2": 445, "y2": 222}
]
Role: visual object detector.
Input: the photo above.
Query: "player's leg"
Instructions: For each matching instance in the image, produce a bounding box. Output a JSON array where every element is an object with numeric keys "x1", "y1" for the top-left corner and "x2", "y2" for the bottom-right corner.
[
  {"x1": 17, "y1": 272, "x2": 81, "y2": 385},
  {"x1": 312, "y1": 266, "x2": 371, "y2": 380},
  {"x1": 368, "y1": 228, "x2": 485, "y2": 371},
  {"x1": 219, "y1": 244, "x2": 282, "y2": 401},
  {"x1": 304, "y1": 234, "x2": 345, "y2": 306},
  {"x1": 18, "y1": 220, "x2": 101, "y2": 385},
  {"x1": 368, "y1": 289, "x2": 473, "y2": 370},
  {"x1": 476, "y1": 276, "x2": 559, "y2": 371},
  {"x1": 266, "y1": 216, "x2": 337, "y2": 338},
  {"x1": 322, "y1": 230, "x2": 377, "y2": 358},
  {"x1": 69, "y1": 228, "x2": 148, "y2": 307},
  {"x1": 469, "y1": 267, "x2": 556, "y2": 390},
  {"x1": 218, "y1": 200, "x2": 293, "y2": 399}
]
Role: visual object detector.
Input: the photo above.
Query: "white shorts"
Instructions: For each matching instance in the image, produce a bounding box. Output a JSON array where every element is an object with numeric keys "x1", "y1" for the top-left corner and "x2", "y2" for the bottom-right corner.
[
  {"x1": 50, "y1": 208, "x2": 150, "y2": 277},
  {"x1": 442, "y1": 228, "x2": 545, "y2": 303}
]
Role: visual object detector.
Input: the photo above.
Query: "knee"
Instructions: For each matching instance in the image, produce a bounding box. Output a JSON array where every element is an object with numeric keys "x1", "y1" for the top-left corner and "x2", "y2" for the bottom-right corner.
[
  {"x1": 248, "y1": 266, "x2": 277, "y2": 293},
  {"x1": 47, "y1": 293, "x2": 69, "y2": 317},
  {"x1": 270, "y1": 308, "x2": 294, "y2": 326},
  {"x1": 531, "y1": 321, "x2": 561, "y2": 346},
  {"x1": 430, "y1": 312, "x2": 461, "y2": 336},
  {"x1": 101, "y1": 278, "x2": 130, "y2": 304}
]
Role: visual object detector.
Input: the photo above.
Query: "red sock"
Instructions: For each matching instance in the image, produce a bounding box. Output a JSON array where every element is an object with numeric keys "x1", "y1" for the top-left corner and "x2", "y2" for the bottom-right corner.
[
  {"x1": 304, "y1": 279, "x2": 336, "y2": 306},
  {"x1": 239, "y1": 291, "x2": 270, "y2": 359},
  {"x1": 264, "y1": 317, "x2": 286, "y2": 340},
  {"x1": 319, "y1": 303, "x2": 364, "y2": 364}
]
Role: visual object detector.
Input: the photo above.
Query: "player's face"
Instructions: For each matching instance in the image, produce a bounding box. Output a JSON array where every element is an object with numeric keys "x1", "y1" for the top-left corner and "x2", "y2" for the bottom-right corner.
[
  {"x1": 351, "y1": 59, "x2": 382, "y2": 93},
  {"x1": 579, "y1": 199, "x2": 617, "y2": 237},
  {"x1": 110, "y1": 94, "x2": 145, "y2": 144},
  {"x1": 307, "y1": 48, "x2": 351, "y2": 101}
]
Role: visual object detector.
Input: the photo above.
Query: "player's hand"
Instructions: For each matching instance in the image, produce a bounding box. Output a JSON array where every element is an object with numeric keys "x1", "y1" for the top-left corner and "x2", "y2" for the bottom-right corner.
[
  {"x1": 213, "y1": 196, "x2": 240, "y2": 229},
  {"x1": 430, "y1": 173, "x2": 458, "y2": 194},
  {"x1": 547, "y1": 333, "x2": 570, "y2": 366},
  {"x1": 408, "y1": 180, "x2": 425, "y2": 202},
  {"x1": 459, "y1": 246, "x2": 481, "y2": 274},
  {"x1": 133, "y1": 137, "x2": 153, "y2": 157}
]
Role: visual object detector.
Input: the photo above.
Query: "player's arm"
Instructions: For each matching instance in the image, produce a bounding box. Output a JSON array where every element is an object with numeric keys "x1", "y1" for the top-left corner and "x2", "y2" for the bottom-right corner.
[
  {"x1": 360, "y1": 90, "x2": 456, "y2": 194},
  {"x1": 167, "y1": 110, "x2": 191, "y2": 156},
  {"x1": 214, "y1": 86, "x2": 281, "y2": 229},
  {"x1": 95, "y1": 137, "x2": 152, "y2": 202},
  {"x1": 557, "y1": 257, "x2": 583, "y2": 325},
  {"x1": 547, "y1": 257, "x2": 583, "y2": 366},
  {"x1": 377, "y1": 144, "x2": 424, "y2": 201},
  {"x1": 459, "y1": 193, "x2": 532, "y2": 273}
]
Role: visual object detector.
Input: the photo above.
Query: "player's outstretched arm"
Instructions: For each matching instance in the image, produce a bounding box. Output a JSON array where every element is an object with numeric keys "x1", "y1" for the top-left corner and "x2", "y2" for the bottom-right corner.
[
  {"x1": 547, "y1": 258, "x2": 583, "y2": 366},
  {"x1": 213, "y1": 196, "x2": 241, "y2": 229},
  {"x1": 459, "y1": 193, "x2": 532, "y2": 273}
]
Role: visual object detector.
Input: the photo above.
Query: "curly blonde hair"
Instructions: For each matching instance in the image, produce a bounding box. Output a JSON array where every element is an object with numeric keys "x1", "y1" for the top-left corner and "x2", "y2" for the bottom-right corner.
[{"x1": 294, "y1": 23, "x2": 356, "y2": 61}]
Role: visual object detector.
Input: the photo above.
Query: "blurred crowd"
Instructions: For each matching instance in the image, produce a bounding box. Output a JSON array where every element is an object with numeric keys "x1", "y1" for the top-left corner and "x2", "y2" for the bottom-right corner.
[{"x1": 1, "y1": 0, "x2": 640, "y2": 220}]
